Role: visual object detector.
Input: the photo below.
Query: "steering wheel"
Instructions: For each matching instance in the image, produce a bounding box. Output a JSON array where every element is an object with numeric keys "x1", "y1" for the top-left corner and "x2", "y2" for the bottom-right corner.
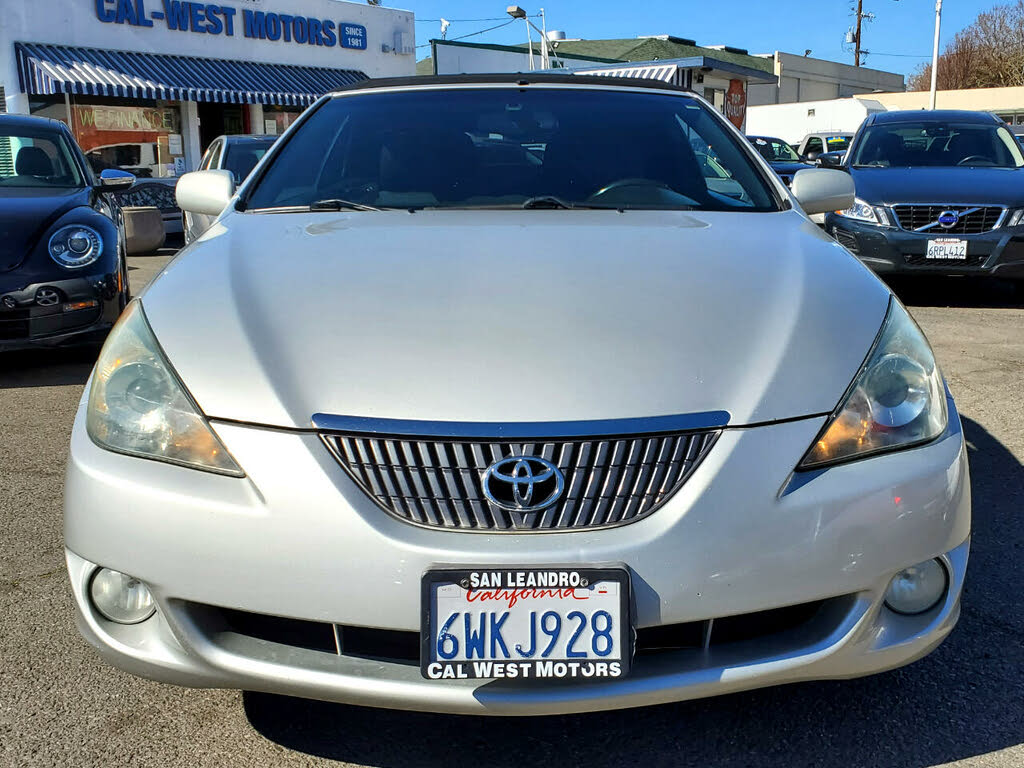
[
  {"x1": 589, "y1": 178, "x2": 674, "y2": 199},
  {"x1": 957, "y1": 155, "x2": 996, "y2": 166}
]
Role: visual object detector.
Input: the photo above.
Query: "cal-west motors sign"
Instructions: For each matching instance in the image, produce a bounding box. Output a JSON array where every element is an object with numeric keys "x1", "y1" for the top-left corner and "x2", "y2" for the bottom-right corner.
[{"x1": 93, "y1": 0, "x2": 368, "y2": 50}]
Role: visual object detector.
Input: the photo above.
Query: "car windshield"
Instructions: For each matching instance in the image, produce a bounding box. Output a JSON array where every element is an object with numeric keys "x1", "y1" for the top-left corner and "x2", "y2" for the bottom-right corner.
[
  {"x1": 849, "y1": 121, "x2": 1024, "y2": 168},
  {"x1": 825, "y1": 136, "x2": 851, "y2": 151},
  {"x1": 223, "y1": 139, "x2": 275, "y2": 183},
  {"x1": 0, "y1": 126, "x2": 84, "y2": 188},
  {"x1": 244, "y1": 88, "x2": 781, "y2": 212},
  {"x1": 750, "y1": 137, "x2": 800, "y2": 162}
]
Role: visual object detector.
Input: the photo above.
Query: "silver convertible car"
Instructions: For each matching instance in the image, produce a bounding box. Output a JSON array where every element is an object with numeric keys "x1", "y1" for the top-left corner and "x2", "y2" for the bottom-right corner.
[{"x1": 65, "y1": 75, "x2": 970, "y2": 715}]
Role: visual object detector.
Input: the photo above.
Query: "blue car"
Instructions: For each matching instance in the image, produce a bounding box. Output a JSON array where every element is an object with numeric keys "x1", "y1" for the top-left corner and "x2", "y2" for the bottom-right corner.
[
  {"x1": 827, "y1": 110, "x2": 1024, "y2": 289},
  {"x1": 0, "y1": 113, "x2": 133, "y2": 351}
]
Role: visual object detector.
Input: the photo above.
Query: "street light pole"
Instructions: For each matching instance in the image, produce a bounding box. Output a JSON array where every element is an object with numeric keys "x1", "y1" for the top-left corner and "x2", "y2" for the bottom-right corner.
[
  {"x1": 929, "y1": 0, "x2": 943, "y2": 109},
  {"x1": 539, "y1": 8, "x2": 549, "y2": 69},
  {"x1": 507, "y1": 6, "x2": 552, "y2": 70}
]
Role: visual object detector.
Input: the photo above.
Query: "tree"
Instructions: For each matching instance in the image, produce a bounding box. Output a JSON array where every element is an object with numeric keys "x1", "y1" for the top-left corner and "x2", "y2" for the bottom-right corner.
[{"x1": 908, "y1": 1, "x2": 1024, "y2": 90}]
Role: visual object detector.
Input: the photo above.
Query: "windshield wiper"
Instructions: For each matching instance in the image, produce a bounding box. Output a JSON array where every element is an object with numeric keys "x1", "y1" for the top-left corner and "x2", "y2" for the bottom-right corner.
[
  {"x1": 521, "y1": 195, "x2": 574, "y2": 209},
  {"x1": 309, "y1": 198, "x2": 381, "y2": 212},
  {"x1": 520, "y1": 196, "x2": 632, "y2": 210}
]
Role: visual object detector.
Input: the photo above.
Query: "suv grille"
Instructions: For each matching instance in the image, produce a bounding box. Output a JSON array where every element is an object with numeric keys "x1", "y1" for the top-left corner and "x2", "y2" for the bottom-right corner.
[
  {"x1": 322, "y1": 429, "x2": 719, "y2": 532},
  {"x1": 891, "y1": 205, "x2": 1003, "y2": 235}
]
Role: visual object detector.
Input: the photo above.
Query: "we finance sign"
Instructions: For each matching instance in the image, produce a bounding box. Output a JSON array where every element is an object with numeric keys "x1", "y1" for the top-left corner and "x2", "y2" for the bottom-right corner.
[{"x1": 93, "y1": 0, "x2": 368, "y2": 50}]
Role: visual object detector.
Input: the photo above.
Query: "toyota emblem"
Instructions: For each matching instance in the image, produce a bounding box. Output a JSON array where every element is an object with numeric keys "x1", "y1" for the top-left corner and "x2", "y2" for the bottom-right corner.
[{"x1": 482, "y1": 456, "x2": 565, "y2": 512}]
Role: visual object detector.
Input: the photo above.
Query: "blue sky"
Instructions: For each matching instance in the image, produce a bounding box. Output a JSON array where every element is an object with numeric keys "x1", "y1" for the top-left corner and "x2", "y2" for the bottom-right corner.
[{"x1": 396, "y1": 0, "x2": 982, "y2": 78}]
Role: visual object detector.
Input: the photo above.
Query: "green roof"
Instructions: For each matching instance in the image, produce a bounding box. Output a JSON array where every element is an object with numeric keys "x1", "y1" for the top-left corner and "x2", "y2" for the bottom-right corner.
[
  {"x1": 544, "y1": 37, "x2": 773, "y2": 74},
  {"x1": 416, "y1": 56, "x2": 434, "y2": 76},
  {"x1": 418, "y1": 37, "x2": 775, "y2": 78}
]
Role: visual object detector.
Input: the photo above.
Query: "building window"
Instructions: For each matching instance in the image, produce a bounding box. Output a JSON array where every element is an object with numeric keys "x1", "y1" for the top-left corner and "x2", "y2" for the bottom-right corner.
[
  {"x1": 262, "y1": 104, "x2": 304, "y2": 136},
  {"x1": 30, "y1": 96, "x2": 183, "y2": 178},
  {"x1": 703, "y1": 88, "x2": 725, "y2": 113}
]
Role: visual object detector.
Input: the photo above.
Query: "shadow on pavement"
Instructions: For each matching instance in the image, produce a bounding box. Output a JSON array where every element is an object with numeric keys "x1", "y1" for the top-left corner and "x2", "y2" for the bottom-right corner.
[
  {"x1": 0, "y1": 346, "x2": 97, "y2": 390},
  {"x1": 243, "y1": 417, "x2": 1021, "y2": 768},
  {"x1": 888, "y1": 275, "x2": 1023, "y2": 309}
]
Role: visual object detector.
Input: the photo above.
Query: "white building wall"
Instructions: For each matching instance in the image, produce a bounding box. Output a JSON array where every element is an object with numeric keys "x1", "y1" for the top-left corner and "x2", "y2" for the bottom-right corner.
[
  {"x1": 747, "y1": 52, "x2": 904, "y2": 107},
  {"x1": 746, "y1": 97, "x2": 885, "y2": 144},
  {"x1": 433, "y1": 42, "x2": 608, "y2": 75},
  {"x1": 0, "y1": 0, "x2": 416, "y2": 113}
]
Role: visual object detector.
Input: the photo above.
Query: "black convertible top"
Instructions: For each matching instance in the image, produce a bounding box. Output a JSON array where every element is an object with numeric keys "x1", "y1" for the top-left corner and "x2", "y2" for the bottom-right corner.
[{"x1": 327, "y1": 72, "x2": 697, "y2": 97}]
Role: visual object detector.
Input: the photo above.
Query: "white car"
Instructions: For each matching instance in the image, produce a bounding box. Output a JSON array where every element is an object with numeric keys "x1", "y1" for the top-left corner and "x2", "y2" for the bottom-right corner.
[
  {"x1": 66, "y1": 75, "x2": 969, "y2": 716},
  {"x1": 181, "y1": 134, "x2": 276, "y2": 243}
]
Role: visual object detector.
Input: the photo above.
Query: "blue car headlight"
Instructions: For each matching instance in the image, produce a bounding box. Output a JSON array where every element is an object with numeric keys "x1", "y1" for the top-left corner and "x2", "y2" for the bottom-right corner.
[{"x1": 48, "y1": 224, "x2": 103, "y2": 268}]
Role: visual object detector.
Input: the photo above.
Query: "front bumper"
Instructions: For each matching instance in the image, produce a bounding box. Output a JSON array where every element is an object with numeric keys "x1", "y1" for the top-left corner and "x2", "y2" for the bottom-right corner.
[
  {"x1": 65, "y1": 397, "x2": 971, "y2": 715},
  {"x1": 0, "y1": 271, "x2": 123, "y2": 352},
  {"x1": 826, "y1": 214, "x2": 1024, "y2": 279}
]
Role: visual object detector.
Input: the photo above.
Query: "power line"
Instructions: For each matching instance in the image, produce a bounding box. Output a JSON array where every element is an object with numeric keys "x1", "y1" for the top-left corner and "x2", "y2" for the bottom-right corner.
[
  {"x1": 415, "y1": 17, "x2": 508, "y2": 23},
  {"x1": 416, "y1": 19, "x2": 517, "y2": 49},
  {"x1": 865, "y1": 51, "x2": 931, "y2": 58}
]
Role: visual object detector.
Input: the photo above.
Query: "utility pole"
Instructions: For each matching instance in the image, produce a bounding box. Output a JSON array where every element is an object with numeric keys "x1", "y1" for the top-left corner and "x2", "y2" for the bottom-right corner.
[{"x1": 854, "y1": 0, "x2": 864, "y2": 66}]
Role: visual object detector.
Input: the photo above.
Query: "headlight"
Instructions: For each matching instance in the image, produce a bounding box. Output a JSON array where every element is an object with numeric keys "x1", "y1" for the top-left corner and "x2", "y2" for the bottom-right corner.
[
  {"x1": 87, "y1": 301, "x2": 244, "y2": 476},
  {"x1": 1006, "y1": 208, "x2": 1024, "y2": 228},
  {"x1": 49, "y1": 224, "x2": 103, "y2": 268},
  {"x1": 834, "y1": 198, "x2": 883, "y2": 225},
  {"x1": 798, "y1": 298, "x2": 947, "y2": 469}
]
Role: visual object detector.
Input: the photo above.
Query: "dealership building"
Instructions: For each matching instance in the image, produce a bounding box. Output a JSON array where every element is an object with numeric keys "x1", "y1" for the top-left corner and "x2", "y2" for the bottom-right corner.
[{"x1": 0, "y1": 0, "x2": 415, "y2": 177}]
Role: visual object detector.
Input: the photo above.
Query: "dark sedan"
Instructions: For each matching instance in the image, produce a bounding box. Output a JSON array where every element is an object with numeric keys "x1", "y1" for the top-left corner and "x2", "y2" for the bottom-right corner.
[
  {"x1": 747, "y1": 135, "x2": 813, "y2": 186},
  {"x1": 0, "y1": 114, "x2": 133, "y2": 351},
  {"x1": 825, "y1": 110, "x2": 1024, "y2": 289}
]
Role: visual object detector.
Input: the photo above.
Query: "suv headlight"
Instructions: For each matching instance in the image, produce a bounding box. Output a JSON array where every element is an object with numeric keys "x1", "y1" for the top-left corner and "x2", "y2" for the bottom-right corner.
[
  {"x1": 49, "y1": 224, "x2": 103, "y2": 268},
  {"x1": 834, "y1": 198, "x2": 884, "y2": 225},
  {"x1": 798, "y1": 298, "x2": 947, "y2": 469},
  {"x1": 86, "y1": 301, "x2": 243, "y2": 476}
]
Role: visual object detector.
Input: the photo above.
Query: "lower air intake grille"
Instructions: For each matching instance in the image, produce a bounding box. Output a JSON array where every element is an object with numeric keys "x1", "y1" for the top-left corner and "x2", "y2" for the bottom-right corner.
[{"x1": 322, "y1": 429, "x2": 719, "y2": 532}]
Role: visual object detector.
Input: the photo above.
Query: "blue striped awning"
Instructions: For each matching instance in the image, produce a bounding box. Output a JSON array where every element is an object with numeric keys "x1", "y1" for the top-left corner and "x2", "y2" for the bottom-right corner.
[{"x1": 15, "y1": 42, "x2": 367, "y2": 106}]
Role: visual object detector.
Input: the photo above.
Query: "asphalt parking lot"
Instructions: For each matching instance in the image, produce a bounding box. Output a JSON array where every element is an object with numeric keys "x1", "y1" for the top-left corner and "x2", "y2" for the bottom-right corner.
[{"x1": 1, "y1": 249, "x2": 1022, "y2": 768}]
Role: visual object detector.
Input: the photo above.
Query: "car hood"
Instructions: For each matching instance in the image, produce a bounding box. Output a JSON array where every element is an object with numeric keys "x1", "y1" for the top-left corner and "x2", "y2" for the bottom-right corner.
[
  {"x1": 141, "y1": 210, "x2": 891, "y2": 429},
  {"x1": 850, "y1": 166, "x2": 1024, "y2": 206},
  {"x1": 0, "y1": 186, "x2": 92, "y2": 273},
  {"x1": 769, "y1": 161, "x2": 813, "y2": 174}
]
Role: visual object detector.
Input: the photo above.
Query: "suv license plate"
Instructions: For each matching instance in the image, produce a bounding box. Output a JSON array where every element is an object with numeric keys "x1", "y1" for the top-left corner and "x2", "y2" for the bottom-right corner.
[
  {"x1": 926, "y1": 238, "x2": 967, "y2": 260},
  {"x1": 421, "y1": 568, "x2": 631, "y2": 681}
]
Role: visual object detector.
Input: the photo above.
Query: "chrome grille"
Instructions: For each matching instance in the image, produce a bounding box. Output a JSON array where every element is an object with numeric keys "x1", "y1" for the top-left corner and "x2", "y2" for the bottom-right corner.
[
  {"x1": 891, "y1": 205, "x2": 1003, "y2": 235},
  {"x1": 322, "y1": 430, "x2": 719, "y2": 532}
]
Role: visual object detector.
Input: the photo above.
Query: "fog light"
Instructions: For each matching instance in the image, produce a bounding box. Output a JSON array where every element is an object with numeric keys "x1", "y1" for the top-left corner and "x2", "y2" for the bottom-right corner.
[
  {"x1": 89, "y1": 568, "x2": 155, "y2": 624},
  {"x1": 884, "y1": 559, "x2": 947, "y2": 615}
]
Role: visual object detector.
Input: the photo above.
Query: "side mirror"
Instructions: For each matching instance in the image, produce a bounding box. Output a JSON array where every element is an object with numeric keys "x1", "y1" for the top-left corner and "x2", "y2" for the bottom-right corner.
[
  {"x1": 815, "y1": 152, "x2": 846, "y2": 168},
  {"x1": 790, "y1": 168, "x2": 855, "y2": 216},
  {"x1": 175, "y1": 170, "x2": 235, "y2": 217},
  {"x1": 97, "y1": 168, "x2": 136, "y2": 191}
]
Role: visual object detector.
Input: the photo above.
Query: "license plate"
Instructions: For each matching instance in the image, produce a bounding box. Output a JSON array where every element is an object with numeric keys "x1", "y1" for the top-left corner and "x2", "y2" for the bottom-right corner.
[
  {"x1": 421, "y1": 568, "x2": 631, "y2": 681},
  {"x1": 926, "y1": 238, "x2": 967, "y2": 260}
]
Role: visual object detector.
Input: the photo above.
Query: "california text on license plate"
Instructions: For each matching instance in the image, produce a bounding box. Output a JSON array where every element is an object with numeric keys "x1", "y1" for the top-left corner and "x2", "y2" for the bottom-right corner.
[
  {"x1": 926, "y1": 238, "x2": 968, "y2": 260},
  {"x1": 421, "y1": 568, "x2": 631, "y2": 681}
]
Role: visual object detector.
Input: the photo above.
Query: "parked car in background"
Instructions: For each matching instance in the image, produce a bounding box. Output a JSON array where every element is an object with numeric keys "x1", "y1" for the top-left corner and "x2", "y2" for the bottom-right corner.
[
  {"x1": 1010, "y1": 124, "x2": 1024, "y2": 151},
  {"x1": 0, "y1": 113, "x2": 132, "y2": 351},
  {"x1": 67, "y1": 74, "x2": 969, "y2": 716},
  {"x1": 747, "y1": 135, "x2": 812, "y2": 186},
  {"x1": 182, "y1": 134, "x2": 276, "y2": 242},
  {"x1": 795, "y1": 132, "x2": 853, "y2": 161},
  {"x1": 827, "y1": 109, "x2": 1024, "y2": 290},
  {"x1": 86, "y1": 154, "x2": 182, "y2": 238}
]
